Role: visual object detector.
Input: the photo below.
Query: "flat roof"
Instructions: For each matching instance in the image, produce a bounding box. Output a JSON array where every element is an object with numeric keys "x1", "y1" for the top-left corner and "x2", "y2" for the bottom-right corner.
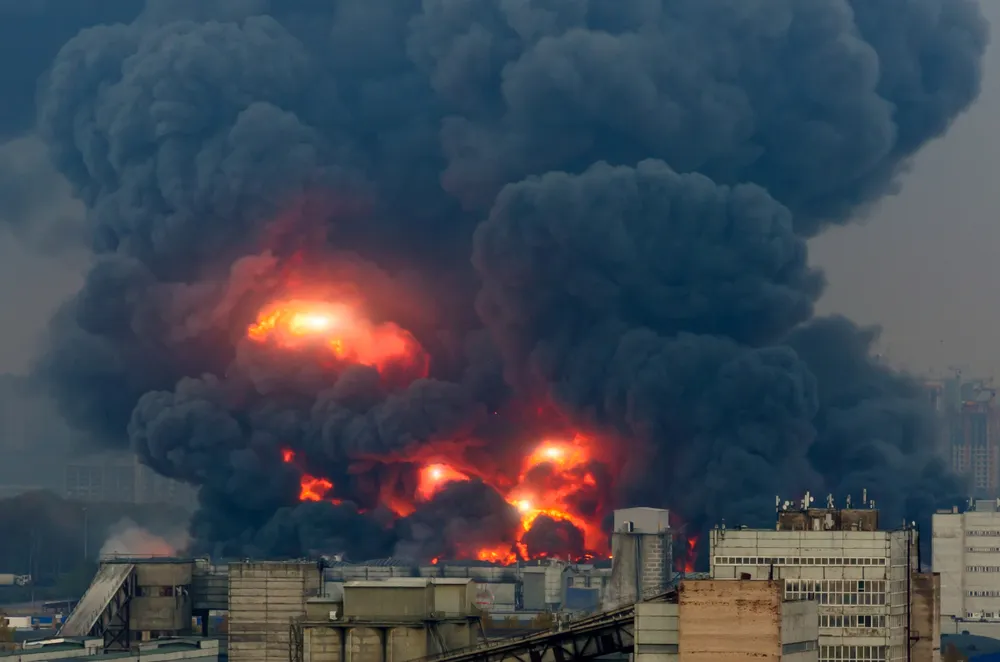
[{"x1": 345, "y1": 578, "x2": 430, "y2": 588}]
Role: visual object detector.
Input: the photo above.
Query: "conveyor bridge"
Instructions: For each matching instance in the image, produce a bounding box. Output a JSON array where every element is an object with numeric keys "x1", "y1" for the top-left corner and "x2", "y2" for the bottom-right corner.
[{"x1": 413, "y1": 589, "x2": 676, "y2": 662}]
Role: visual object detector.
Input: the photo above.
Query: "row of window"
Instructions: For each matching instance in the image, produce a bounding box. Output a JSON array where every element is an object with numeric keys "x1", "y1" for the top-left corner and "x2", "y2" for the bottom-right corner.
[
  {"x1": 782, "y1": 640, "x2": 818, "y2": 654},
  {"x1": 967, "y1": 547, "x2": 1000, "y2": 553},
  {"x1": 819, "y1": 645, "x2": 886, "y2": 661},
  {"x1": 786, "y1": 579, "x2": 888, "y2": 606},
  {"x1": 966, "y1": 566, "x2": 1000, "y2": 572},
  {"x1": 819, "y1": 613, "x2": 886, "y2": 629},
  {"x1": 714, "y1": 556, "x2": 886, "y2": 567},
  {"x1": 968, "y1": 530, "x2": 1000, "y2": 536},
  {"x1": 968, "y1": 590, "x2": 1000, "y2": 597}
]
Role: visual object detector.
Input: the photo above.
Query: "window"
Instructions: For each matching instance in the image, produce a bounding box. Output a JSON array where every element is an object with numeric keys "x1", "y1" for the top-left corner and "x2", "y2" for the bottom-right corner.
[{"x1": 819, "y1": 644, "x2": 886, "y2": 661}]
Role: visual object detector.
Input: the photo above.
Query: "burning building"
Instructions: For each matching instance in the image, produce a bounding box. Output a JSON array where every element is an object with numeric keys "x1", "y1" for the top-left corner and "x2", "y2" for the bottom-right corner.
[{"x1": 13, "y1": 2, "x2": 988, "y2": 564}]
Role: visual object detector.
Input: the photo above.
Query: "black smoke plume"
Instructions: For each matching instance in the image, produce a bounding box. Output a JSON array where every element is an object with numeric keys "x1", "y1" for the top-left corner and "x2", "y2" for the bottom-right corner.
[{"x1": 21, "y1": 0, "x2": 989, "y2": 561}]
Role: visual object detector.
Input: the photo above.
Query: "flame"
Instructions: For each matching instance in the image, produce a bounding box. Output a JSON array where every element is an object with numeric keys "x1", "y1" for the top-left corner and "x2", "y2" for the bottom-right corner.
[
  {"x1": 247, "y1": 299, "x2": 428, "y2": 377},
  {"x1": 278, "y1": 432, "x2": 611, "y2": 565},
  {"x1": 682, "y1": 535, "x2": 698, "y2": 573},
  {"x1": 281, "y1": 447, "x2": 341, "y2": 505},
  {"x1": 417, "y1": 464, "x2": 470, "y2": 501},
  {"x1": 300, "y1": 475, "x2": 334, "y2": 502}
]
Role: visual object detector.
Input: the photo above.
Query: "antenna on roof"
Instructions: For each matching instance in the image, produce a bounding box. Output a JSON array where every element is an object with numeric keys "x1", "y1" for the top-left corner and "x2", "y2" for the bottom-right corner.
[
  {"x1": 801, "y1": 491, "x2": 813, "y2": 510},
  {"x1": 846, "y1": 494, "x2": 852, "y2": 509},
  {"x1": 870, "y1": 499, "x2": 876, "y2": 510},
  {"x1": 863, "y1": 488, "x2": 868, "y2": 506},
  {"x1": 826, "y1": 494, "x2": 835, "y2": 509},
  {"x1": 776, "y1": 495, "x2": 781, "y2": 514}
]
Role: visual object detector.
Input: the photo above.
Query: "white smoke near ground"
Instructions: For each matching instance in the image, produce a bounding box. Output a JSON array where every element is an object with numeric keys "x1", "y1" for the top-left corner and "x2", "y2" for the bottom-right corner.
[{"x1": 99, "y1": 517, "x2": 191, "y2": 558}]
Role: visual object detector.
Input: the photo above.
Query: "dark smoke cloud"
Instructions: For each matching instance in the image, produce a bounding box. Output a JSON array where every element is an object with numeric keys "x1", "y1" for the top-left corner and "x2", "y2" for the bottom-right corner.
[{"x1": 22, "y1": 0, "x2": 987, "y2": 560}]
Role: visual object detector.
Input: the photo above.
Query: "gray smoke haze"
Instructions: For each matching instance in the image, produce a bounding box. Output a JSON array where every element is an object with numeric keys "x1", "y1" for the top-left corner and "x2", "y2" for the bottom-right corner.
[{"x1": 13, "y1": 0, "x2": 989, "y2": 560}]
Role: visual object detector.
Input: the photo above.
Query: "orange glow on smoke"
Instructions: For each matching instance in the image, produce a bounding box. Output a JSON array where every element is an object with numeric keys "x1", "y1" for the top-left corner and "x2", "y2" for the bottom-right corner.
[
  {"x1": 491, "y1": 434, "x2": 606, "y2": 559},
  {"x1": 417, "y1": 464, "x2": 471, "y2": 501},
  {"x1": 279, "y1": 433, "x2": 610, "y2": 565},
  {"x1": 247, "y1": 299, "x2": 428, "y2": 376}
]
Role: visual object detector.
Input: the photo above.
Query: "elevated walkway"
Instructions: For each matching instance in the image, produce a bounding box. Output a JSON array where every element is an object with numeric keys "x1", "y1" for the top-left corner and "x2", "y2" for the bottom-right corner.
[
  {"x1": 415, "y1": 590, "x2": 675, "y2": 662},
  {"x1": 58, "y1": 562, "x2": 136, "y2": 651}
]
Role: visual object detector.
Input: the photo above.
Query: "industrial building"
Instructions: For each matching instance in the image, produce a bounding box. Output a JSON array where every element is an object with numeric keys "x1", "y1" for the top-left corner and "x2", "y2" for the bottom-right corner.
[
  {"x1": 36, "y1": 505, "x2": 827, "y2": 662},
  {"x1": 323, "y1": 558, "x2": 612, "y2": 616},
  {"x1": 64, "y1": 452, "x2": 197, "y2": 509},
  {"x1": 710, "y1": 493, "x2": 939, "y2": 662},
  {"x1": 933, "y1": 498, "x2": 1000, "y2": 637}
]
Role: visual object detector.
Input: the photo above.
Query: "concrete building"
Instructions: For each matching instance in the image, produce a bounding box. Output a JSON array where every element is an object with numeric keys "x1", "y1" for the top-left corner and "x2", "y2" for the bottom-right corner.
[
  {"x1": 295, "y1": 577, "x2": 480, "y2": 662},
  {"x1": 667, "y1": 579, "x2": 818, "y2": 662},
  {"x1": 228, "y1": 561, "x2": 323, "y2": 662},
  {"x1": 59, "y1": 557, "x2": 198, "y2": 649},
  {"x1": 65, "y1": 452, "x2": 197, "y2": 509},
  {"x1": 951, "y1": 384, "x2": 1000, "y2": 497},
  {"x1": 711, "y1": 495, "x2": 919, "y2": 662},
  {"x1": 933, "y1": 499, "x2": 1000, "y2": 638},
  {"x1": 605, "y1": 507, "x2": 672, "y2": 608}
]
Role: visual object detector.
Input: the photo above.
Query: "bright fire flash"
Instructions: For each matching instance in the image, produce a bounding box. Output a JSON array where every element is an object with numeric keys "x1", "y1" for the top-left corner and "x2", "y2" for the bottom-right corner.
[
  {"x1": 280, "y1": 435, "x2": 607, "y2": 565},
  {"x1": 247, "y1": 299, "x2": 428, "y2": 376}
]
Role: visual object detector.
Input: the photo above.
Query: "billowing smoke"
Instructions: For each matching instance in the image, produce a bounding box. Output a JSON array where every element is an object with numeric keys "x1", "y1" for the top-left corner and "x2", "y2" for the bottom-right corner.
[
  {"x1": 100, "y1": 517, "x2": 191, "y2": 558},
  {"x1": 21, "y1": 0, "x2": 988, "y2": 562}
]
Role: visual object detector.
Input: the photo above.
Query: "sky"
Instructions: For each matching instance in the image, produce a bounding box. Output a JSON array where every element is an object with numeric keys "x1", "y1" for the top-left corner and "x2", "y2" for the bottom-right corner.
[
  {"x1": 812, "y1": 1, "x2": 1000, "y2": 380},
  {"x1": 0, "y1": 3, "x2": 996, "y2": 380}
]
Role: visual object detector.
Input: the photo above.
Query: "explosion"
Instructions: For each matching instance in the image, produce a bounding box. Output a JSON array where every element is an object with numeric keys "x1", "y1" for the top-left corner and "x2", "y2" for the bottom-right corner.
[
  {"x1": 247, "y1": 299, "x2": 429, "y2": 379},
  {"x1": 281, "y1": 434, "x2": 610, "y2": 563},
  {"x1": 31, "y1": 1, "x2": 986, "y2": 569}
]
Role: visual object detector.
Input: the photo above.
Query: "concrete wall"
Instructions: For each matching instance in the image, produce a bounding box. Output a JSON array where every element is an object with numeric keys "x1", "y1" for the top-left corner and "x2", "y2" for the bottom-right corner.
[
  {"x1": 132, "y1": 595, "x2": 192, "y2": 631},
  {"x1": 678, "y1": 579, "x2": 783, "y2": 661},
  {"x1": 780, "y1": 600, "x2": 819, "y2": 662},
  {"x1": 634, "y1": 601, "x2": 678, "y2": 662},
  {"x1": 387, "y1": 627, "x2": 427, "y2": 662},
  {"x1": 342, "y1": 582, "x2": 433, "y2": 620},
  {"x1": 430, "y1": 580, "x2": 474, "y2": 616},
  {"x1": 304, "y1": 627, "x2": 342, "y2": 662},
  {"x1": 228, "y1": 561, "x2": 322, "y2": 662},
  {"x1": 306, "y1": 598, "x2": 343, "y2": 621},
  {"x1": 911, "y1": 573, "x2": 941, "y2": 662},
  {"x1": 345, "y1": 627, "x2": 383, "y2": 662},
  {"x1": 135, "y1": 563, "x2": 194, "y2": 587},
  {"x1": 434, "y1": 622, "x2": 476, "y2": 652},
  {"x1": 131, "y1": 561, "x2": 195, "y2": 634},
  {"x1": 605, "y1": 532, "x2": 670, "y2": 608},
  {"x1": 615, "y1": 508, "x2": 670, "y2": 534}
]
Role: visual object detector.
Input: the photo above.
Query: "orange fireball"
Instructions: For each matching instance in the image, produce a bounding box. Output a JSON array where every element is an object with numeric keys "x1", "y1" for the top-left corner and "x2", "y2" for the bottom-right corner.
[{"x1": 248, "y1": 299, "x2": 428, "y2": 376}]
